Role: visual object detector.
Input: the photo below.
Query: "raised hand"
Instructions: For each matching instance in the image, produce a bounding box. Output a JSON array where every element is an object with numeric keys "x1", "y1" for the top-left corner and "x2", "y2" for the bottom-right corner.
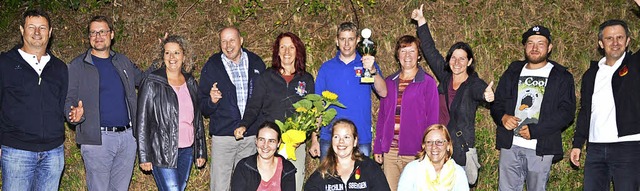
[
  {"x1": 210, "y1": 82, "x2": 222, "y2": 104},
  {"x1": 484, "y1": 81, "x2": 495, "y2": 102},
  {"x1": 362, "y1": 55, "x2": 376, "y2": 72},
  {"x1": 69, "y1": 100, "x2": 84, "y2": 123},
  {"x1": 411, "y1": 4, "x2": 427, "y2": 26}
]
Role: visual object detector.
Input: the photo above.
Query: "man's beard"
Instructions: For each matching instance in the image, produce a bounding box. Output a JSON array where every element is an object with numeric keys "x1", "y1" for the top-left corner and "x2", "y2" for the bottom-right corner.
[{"x1": 525, "y1": 51, "x2": 548, "y2": 64}]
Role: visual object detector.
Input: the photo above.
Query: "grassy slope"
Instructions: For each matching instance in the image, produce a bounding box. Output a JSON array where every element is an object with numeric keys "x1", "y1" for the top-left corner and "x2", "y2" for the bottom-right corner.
[{"x1": 1, "y1": 0, "x2": 639, "y2": 190}]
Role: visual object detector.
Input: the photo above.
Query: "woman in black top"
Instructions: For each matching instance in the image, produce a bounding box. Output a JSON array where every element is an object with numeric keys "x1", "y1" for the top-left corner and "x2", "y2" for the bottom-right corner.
[
  {"x1": 411, "y1": 5, "x2": 494, "y2": 185},
  {"x1": 305, "y1": 119, "x2": 390, "y2": 191}
]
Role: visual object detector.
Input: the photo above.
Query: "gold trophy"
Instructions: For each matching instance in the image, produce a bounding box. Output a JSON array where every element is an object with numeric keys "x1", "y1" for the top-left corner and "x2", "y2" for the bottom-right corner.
[{"x1": 357, "y1": 28, "x2": 376, "y2": 83}]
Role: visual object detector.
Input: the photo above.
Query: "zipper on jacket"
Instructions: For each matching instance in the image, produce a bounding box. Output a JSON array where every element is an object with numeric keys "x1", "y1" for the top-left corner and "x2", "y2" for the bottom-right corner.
[{"x1": 123, "y1": 70, "x2": 129, "y2": 80}]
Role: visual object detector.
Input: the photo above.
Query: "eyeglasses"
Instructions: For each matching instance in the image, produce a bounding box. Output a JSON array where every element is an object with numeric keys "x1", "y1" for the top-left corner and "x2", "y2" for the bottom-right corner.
[
  {"x1": 89, "y1": 30, "x2": 111, "y2": 37},
  {"x1": 425, "y1": 140, "x2": 447, "y2": 147}
]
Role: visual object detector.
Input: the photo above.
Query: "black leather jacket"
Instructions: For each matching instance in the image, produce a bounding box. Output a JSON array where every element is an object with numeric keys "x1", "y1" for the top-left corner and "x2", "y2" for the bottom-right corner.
[{"x1": 136, "y1": 68, "x2": 206, "y2": 168}]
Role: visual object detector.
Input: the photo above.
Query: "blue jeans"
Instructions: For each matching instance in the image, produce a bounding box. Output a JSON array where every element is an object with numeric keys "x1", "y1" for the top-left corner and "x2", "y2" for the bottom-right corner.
[
  {"x1": 319, "y1": 139, "x2": 371, "y2": 160},
  {"x1": 1, "y1": 144, "x2": 65, "y2": 191},
  {"x1": 152, "y1": 147, "x2": 193, "y2": 191},
  {"x1": 583, "y1": 142, "x2": 640, "y2": 191}
]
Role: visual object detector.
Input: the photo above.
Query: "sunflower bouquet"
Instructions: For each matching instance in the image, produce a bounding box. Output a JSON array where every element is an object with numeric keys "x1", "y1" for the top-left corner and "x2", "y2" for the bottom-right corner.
[{"x1": 276, "y1": 91, "x2": 345, "y2": 160}]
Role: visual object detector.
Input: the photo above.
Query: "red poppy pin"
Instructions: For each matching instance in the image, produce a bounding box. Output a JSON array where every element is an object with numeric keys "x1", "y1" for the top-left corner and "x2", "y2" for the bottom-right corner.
[
  {"x1": 619, "y1": 65, "x2": 629, "y2": 77},
  {"x1": 355, "y1": 167, "x2": 361, "y2": 180}
]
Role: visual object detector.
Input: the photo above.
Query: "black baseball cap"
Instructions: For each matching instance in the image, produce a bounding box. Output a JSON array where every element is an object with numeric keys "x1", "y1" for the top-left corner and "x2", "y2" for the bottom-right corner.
[{"x1": 522, "y1": 25, "x2": 551, "y2": 45}]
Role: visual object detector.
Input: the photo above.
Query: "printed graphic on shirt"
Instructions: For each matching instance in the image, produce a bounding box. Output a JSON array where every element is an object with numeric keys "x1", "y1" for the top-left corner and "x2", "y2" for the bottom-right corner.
[
  {"x1": 295, "y1": 81, "x2": 307, "y2": 96},
  {"x1": 514, "y1": 76, "x2": 548, "y2": 136},
  {"x1": 354, "y1": 66, "x2": 363, "y2": 77},
  {"x1": 348, "y1": 182, "x2": 368, "y2": 189},
  {"x1": 324, "y1": 184, "x2": 344, "y2": 191}
]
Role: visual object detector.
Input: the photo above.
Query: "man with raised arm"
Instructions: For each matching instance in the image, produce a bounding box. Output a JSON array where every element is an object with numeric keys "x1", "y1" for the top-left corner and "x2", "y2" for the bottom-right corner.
[{"x1": 309, "y1": 22, "x2": 387, "y2": 159}]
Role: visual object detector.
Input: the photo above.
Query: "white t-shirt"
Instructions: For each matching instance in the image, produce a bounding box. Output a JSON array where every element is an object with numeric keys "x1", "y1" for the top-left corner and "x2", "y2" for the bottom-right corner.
[{"x1": 512, "y1": 62, "x2": 554, "y2": 150}]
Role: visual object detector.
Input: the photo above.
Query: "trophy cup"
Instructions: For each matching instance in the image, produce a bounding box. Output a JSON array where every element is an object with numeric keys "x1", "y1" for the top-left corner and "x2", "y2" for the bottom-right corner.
[{"x1": 357, "y1": 28, "x2": 376, "y2": 83}]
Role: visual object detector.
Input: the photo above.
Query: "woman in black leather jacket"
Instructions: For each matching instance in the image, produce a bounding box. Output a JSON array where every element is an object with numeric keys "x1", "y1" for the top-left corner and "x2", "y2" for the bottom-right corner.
[
  {"x1": 411, "y1": 5, "x2": 494, "y2": 185},
  {"x1": 136, "y1": 35, "x2": 206, "y2": 191}
]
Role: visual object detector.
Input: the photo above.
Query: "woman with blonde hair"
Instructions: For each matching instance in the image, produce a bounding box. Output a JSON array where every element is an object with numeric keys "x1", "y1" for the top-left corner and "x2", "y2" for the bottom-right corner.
[
  {"x1": 137, "y1": 35, "x2": 206, "y2": 191},
  {"x1": 398, "y1": 124, "x2": 468, "y2": 191}
]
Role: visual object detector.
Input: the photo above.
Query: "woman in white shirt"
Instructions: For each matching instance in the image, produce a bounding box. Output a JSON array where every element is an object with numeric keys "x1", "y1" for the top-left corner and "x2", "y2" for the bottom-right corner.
[{"x1": 398, "y1": 124, "x2": 469, "y2": 191}]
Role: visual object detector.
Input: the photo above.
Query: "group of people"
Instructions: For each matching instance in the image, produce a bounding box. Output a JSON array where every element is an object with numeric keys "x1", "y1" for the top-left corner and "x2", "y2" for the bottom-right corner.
[{"x1": 1, "y1": 2, "x2": 640, "y2": 190}]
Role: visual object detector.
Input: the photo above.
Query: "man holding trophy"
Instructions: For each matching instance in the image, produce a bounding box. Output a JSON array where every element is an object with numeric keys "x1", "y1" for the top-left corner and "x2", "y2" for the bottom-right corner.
[{"x1": 310, "y1": 22, "x2": 387, "y2": 159}]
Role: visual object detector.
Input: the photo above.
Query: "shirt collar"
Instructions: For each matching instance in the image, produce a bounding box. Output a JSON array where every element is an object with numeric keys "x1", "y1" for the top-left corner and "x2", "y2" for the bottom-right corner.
[
  {"x1": 221, "y1": 49, "x2": 246, "y2": 66},
  {"x1": 598, "y1": 52, "x2": 625, "y2": 69},
  {"x1": 18, "y1": 48, "x2": 50, "y2": 65}
]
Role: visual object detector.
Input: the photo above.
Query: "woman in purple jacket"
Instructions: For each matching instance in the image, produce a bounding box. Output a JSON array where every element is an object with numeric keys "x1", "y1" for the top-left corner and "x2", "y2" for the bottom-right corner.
[{"x1": 373, "y1": 35, "x2": 439, "y2": 191}]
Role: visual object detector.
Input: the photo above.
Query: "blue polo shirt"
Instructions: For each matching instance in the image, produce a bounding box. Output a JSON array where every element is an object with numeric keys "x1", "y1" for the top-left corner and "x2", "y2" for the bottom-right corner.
[
  {"x1": 93, "y1": 55, "x2": 130, "y2": 127},
  {"x1": 315, "y1": 52, "x2": 382, "y2": 144}
]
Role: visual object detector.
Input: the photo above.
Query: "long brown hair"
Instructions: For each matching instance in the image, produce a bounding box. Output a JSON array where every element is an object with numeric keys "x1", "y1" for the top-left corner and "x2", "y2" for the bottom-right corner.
[
  {"x1": 416, "y1": 124, "x2": 453, "y2": 162},
  {"x1": 271, "y1": 32, "x2": 307, "y2": 75},
  {"x1": 317, "y1": 119, "x2": 363, "y2": 179}
]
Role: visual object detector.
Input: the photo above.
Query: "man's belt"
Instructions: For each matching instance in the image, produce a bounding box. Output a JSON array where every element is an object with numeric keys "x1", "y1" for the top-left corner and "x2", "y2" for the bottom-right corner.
[{"x1": 101, "y1": 125, "x2": 131, "y2": 132}]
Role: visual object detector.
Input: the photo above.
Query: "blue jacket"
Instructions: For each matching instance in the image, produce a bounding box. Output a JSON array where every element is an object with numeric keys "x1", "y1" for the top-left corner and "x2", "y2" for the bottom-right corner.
[
  {"x1": 198, "y1": 49, "x2": 265, "y2": 136},
  {"x1": 490, "y1": 60, "x2": 575, "y2": 159},
  {"x1": 0, "y1": 46, "x2": 68, "y2": 152}
]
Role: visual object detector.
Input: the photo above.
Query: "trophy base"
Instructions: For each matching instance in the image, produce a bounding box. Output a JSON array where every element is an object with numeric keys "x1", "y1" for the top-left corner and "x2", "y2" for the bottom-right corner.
[{"x1": 360, "y1": 77, "x2": 374, "y2": 83}]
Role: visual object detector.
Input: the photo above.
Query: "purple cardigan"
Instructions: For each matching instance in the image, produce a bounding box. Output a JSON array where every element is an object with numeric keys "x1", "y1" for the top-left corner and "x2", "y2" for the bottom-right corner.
[{"x1": 374, "y1": 68, "x2": 439, "y2": 156}]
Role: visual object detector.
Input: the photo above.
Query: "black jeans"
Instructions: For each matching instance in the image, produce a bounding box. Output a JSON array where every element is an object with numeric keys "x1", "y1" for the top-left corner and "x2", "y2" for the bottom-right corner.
[{"x1": 583, "y1": 141, "x2": 640, "y2": 190}]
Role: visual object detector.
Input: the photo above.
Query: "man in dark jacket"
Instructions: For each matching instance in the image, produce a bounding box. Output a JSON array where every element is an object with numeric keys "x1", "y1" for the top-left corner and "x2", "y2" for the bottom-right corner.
[
  {"x1": 65, "y1": 16, "x2": 143, "y2": 191},
  {"x1": 570, "y1": 19, "x2": 640, "y2": 190},
  {"x1": 0, "y1": 9, "x2": 73, "y2": 190},
  {"x1": 490, "y1": 25, "x2": 575, "y2": 191},
  {"x1": 198, "y1": 27, "x2": 266, "y2": 191}
]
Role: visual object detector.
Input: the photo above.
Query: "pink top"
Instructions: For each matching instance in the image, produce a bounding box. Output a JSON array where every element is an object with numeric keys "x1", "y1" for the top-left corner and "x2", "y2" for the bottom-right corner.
[
  {"x1": 257, "y1": 157, "x2": 283, "y2": 191},
  {"x1": 172, "y1": 83, "x2": 195, "y2": 148}
]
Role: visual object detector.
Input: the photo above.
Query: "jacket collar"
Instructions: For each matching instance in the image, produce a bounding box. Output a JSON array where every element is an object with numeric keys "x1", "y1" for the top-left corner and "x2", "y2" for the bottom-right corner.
[
  {"x1": 82, "y1": 49, "x2": 116, "y2": 65},
  {"x1": 6, "y1": 45, "x2": 57, "y2": 66},
  {"x1": 390, "y1": 67, "x2": 428, "y2": 82},
  {"x1": 148, "y1": 66, "x2": 194, "y2": 84}
]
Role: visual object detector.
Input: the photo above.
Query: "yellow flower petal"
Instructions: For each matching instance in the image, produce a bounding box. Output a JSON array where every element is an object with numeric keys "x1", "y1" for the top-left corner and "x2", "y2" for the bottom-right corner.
[
  {"x1": 281, "y1": 130, "x2": 307, "y2": 161},
  {"x1": 322, "y1": 91, "x2": 338, "y2": 100},
  {"x1": 295, "y1": 107, "x2": 308, "y2": 112}
]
